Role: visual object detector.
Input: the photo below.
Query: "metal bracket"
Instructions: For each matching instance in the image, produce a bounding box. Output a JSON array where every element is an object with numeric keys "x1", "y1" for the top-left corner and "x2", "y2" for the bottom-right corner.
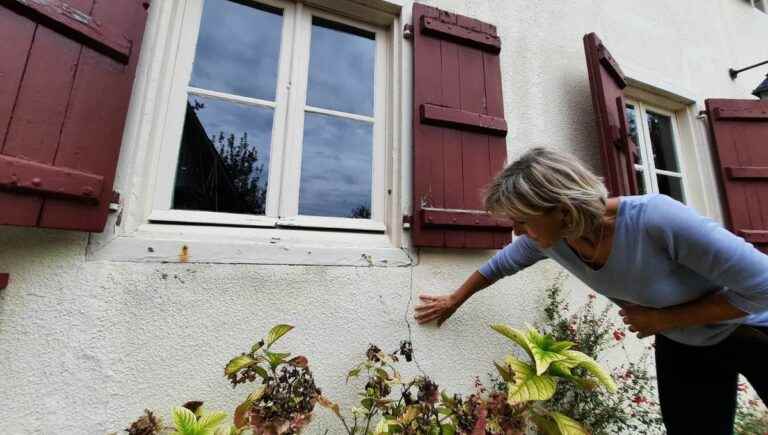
[
  {"x1": 0, "y1": 273, "x2": 8, "y2": 290},
  {"x1": 403, "y1": 24, "x2": 413, "y2": 40}
]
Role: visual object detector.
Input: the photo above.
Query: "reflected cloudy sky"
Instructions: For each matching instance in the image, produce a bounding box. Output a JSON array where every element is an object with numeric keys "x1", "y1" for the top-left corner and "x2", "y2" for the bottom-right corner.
[
  {"x1": 299, "y1": 113, "x2": 372, "y2": 218},
  {"x1": 191, "y1": 0, "x2": 283, "y2": 101},
  {"x1": 307, "y1": 18, "x2": 375, "y2": 116}
]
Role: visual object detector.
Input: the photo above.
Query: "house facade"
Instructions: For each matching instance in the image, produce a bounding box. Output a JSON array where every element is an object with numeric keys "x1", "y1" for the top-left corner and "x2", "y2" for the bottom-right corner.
[{"x1": 1, "y1": 0, "x2": 767, "y2": 432}]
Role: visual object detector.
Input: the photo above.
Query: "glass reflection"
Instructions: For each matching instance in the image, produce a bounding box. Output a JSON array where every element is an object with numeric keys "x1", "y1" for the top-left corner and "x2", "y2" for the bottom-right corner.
[
  {"x1": 657, "y1": 174, "x2": 685, "y2": 203},
  {"x1": 173, "y1": 96, "x2": 273, "y2": 215},
  {"x1": 299, "y1": 113, "x2": 373, "y2": 218},
  {"x1": 306, "y1": 17, "x2": 375, "y2": 116},
  {"x1": 625, "y1": 104, "x2": 642, "y2": 165},
  {"x1": 646, "y1": 111, "x2": 679, "y2": 172},
  {"x1": 191, "y1": 0, "x2": 283, "y2": 101}
]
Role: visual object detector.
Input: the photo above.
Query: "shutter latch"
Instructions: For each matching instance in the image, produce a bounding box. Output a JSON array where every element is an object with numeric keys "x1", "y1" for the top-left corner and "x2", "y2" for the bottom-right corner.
[{"x1": 403, "y1": 24, "x2": 413, "y2": 40}]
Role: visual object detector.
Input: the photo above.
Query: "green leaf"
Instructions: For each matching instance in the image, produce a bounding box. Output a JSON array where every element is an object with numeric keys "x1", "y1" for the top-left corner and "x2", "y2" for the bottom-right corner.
[
  {"x1": 375, "y1": 367, "x2": 391, "y2": 381},
  {"x1": 526, "y1": 328, "x2": 569, "y2": 375},
  {"x1": 198, "y1": 411, "x2": 227, "y2": 432},
  {"x1": 440, "y1": 424, "x2": 457, "y2": 435},
  {"x1": 550, "y1": 412, "x2": 589, "y2": 435},
  {"x1": 490, "y1": 324, "x2": 534, "y2": 361},
  {"x1": 265, "y1": 351, "x2": 291, "y2": 369},
  {"x1": 266, "y1": 324, "x2": 294, "y2": 347},
  {"x1": 504, "y1": 356, "x2": 557, "y2": 402},
  {"x1": 251, "y1": 365, "x2": 269, "y2": 380},
  {"x1": 172, "y1": 407, "x2": 199, "y2": 435},
  {"x1": 247, "y1": 386, "x2": 266, "y2": 403},
  {"x1": 549, "y1": 340, "x2": 576, "y2": 352},
  {"x1": 250, "y1": 340, "x2": 264, "y2": 354},
  {"x1": 530, "y1": 414, "x2": 561, "y2": 435},
  {"x1": 547, "y1": 361, "x2": 574, "y2": 379},
  {"x1": 561, "y1": 350, "x2": 617, "y2": 393},
  {"x1": 225, "y1": 355, "x2": 256, "y2": 376},
  {"x1": 346, "y1": 365, "x2": 363, "y2": 383}
]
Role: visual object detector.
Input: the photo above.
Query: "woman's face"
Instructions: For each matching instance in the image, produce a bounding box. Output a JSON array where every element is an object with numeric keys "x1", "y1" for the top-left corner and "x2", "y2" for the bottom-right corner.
[{"x1": 511, "y1": 208, "x2": 565, "y2": 249}]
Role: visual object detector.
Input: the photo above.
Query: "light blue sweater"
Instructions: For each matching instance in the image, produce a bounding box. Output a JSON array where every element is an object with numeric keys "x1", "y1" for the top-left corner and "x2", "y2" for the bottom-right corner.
[{"x1": 478, "y1": 194, "x2": 768, "y2": 346}]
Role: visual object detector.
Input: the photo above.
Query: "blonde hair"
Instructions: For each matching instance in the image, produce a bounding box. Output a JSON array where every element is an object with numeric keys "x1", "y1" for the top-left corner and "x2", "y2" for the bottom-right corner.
[{"x1": 483, "y1": 147, "x2": 608, "y2": 239}]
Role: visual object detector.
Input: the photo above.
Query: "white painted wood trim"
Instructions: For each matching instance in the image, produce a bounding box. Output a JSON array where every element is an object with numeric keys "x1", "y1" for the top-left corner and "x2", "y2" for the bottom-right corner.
[
  {"x1": 187, "y1": 86, "x2": 278, "y2": 109},
  {"x1": 148, "y1": 209, "x2": 277, "y2": 227},
  {"x1": 277, "y1": 215, "x2": 385, "y2": 231},
  {"x1": 88, "y1": 224, "x2": 411, "y2": 267},
  {"x1": 304, "y1": 105, "x2": 375, "y2": 123}
]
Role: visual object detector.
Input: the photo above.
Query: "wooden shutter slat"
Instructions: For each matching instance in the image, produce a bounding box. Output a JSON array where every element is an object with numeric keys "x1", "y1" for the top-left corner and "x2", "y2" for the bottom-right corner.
[
  {"x1": 458, "y1": 42, "x2": 493, "y2": 248},
  {"x1": 420, "y1": 104, "x2": 507, "y2": 135},
  {"x1": 412, "y1": 3, "x2": 509, "y2": 249},
  {"x1": 713, "y1": 107, "x2": 768, "y2": 121},
  {"x1": 420, "y1": 14, "x2": 501, "y2": 53},
  {"x1": 583, "y1": 33, "x2": 638, "y2": 197},
  {"x1": 0, "y1": 154, "x2": 102, "y2": 201},
  {"x1": 2, "y1": 0, "x2": 132, "y2": 64},
  {"x1": 440, "y1": 36, "x2": 465, "y2": 248},
  {"x1": 421, "y1": 208, "x2": 515, "y2": 229},
  {"x1": 412, "y1": 3, "x2": 447, "y2": 247},
  {"x1": 39, "y1": 0, "x2": 148, "y2": 231},
  {"x1": 726, "y1": 166, "x2": 768, "y2": 179},
  {"x1": 706, "y1": 98, "x2": 768, "y2": 254}
]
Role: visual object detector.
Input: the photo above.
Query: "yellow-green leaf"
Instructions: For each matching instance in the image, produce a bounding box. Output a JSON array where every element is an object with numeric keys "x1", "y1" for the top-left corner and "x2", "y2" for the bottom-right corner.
[
  {"x1": 490, "y1": 324, "x2": 534, "y2": 361},
  {"x1": 561, "y1": 350, "x2": 617, "y2": 393},
  {"x1": 494, "y1": 361, "x2": 515, "y2": 382},
  {"x1": 550, "y1": 412, "x2": 589, "y2": 435},
  {"x1": 526, "y1": 328, "x2": 569, "y2": 375},
  {"x1": 266, "y1": 324, "x2": 294, "y2": 347},
  {"x1": 199, "y1": 411, "x2": 227, "y2": 431},
  {"x1": 504, "y1": 356, "x2": 557, "y2": 403},
  {"x1": 172, "y1": 407, "x2": 199, "y2": 434},
  {"x1": 225, "y1": 355, "x2": 256, "y2": 376}
]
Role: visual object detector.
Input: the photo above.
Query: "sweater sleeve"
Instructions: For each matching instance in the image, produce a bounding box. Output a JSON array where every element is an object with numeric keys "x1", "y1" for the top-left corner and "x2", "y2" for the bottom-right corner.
[
  {"x1": 644, "y1": 194, "x2": 768, "y2": 314},
  {"x1": 478, "y1": 235, "x2": 547, "y2": 282}
]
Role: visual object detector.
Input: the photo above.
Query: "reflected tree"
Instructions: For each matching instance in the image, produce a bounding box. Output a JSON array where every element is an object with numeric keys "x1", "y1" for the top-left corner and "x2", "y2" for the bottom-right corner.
[
  {"x1": 214, "y1": 131, "x2": 267, "y2": 214},
  {"x1": 349, "y1": 205, "x2": 371, "y2": 219}
]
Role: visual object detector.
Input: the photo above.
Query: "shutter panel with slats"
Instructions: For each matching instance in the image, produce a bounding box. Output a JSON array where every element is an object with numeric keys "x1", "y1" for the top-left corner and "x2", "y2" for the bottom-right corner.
[
  {"x1": 583, "y1": 32, "x2": 639, "y2": 197},
  {"x1": 705, "y1": 99, "x2": 768, "y2": 253},
  {"x1": 411, "y1": 3, "x2": 512, "y2": 249},
  {"x1": 0, "y1": 0, "x2": 149, "y2": 232}
]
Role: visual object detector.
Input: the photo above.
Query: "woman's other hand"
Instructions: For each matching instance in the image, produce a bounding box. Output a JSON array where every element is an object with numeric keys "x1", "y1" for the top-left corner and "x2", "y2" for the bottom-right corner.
[
  {"x1": 414, "y1": 293, "x2": 459, "y2": 326},
  {"x1": 620, "y1": 305, "x2": 670, "y2": 339}
]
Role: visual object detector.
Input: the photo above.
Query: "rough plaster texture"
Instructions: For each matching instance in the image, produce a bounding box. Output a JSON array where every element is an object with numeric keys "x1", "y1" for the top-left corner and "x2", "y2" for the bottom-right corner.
[{"x1": 2, "y1": 0, "x2": 768, "y2": 433}]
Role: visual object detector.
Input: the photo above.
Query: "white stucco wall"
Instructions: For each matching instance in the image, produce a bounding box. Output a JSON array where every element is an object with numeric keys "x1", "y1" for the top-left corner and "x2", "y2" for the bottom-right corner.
[{"x1": 1, "y1": 1, "x2": 767, "y2": 433}]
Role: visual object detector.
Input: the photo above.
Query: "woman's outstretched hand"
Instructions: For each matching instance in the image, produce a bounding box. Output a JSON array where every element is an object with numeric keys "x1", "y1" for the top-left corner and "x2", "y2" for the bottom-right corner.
[
  {"x1": 619, "y1": 305, "x2": 669, "y2": 339},
  {"x1": 414, "y1": 293, "x2": 459, "y2": 326}
]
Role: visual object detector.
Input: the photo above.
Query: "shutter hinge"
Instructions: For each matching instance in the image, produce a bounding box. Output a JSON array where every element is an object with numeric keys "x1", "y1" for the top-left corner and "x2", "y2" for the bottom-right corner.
[
  {"x1": 109, "y1": 190, "x2": 121, "y2": 213},
  {"x1": 403, "y1": 24, "x2": 413, "y2": 40},
  {"x1": 0, "y1": 273, "x2": 8, "y2": 290},
  {"x1": 402, "y1": 215, "x2": 412, "y2": 228},
  {"x1": 142, "y1": 1, "x2": 151, "y2": 10}
]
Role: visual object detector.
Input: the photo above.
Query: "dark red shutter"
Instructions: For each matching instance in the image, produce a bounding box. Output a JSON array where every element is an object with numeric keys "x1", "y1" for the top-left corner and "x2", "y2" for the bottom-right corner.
[
  {"x1": 411, "y1": 3, "x2": 512, "y2": 249},
  {"x1": 583, "y1": 33, "x2": 639, "y2": 197},
  {"x1": 0, "y1": 0, "x2": 149, "y2": 232},
  {"x1": 705, "y1": 99, "x2": 768, "y2": 253}
]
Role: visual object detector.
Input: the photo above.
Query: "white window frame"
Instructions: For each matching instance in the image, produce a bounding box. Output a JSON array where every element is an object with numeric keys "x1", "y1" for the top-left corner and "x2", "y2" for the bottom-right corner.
[
  {"x1": 88, "y1": 0, "x2": 410, "y2": 266},
  {"x1": 625, "y1": 99, "x2": 689, "y2": 203},
  {"x1": 151, "y1": 0, "x2": 388, "y2": 232}
]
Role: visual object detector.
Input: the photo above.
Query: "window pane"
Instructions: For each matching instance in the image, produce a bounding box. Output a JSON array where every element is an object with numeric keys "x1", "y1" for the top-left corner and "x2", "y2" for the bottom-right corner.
[
  {"x1": 646, "y1": 110, "x2": 679, "y2": 172},
  {"x1": 657, "y1": 174, "x2": 685, "y2": 203},
  {"x1": 635, "y1": 170, "x2": 646, "y2": 194},
  {"x1": 625, "y1": 104, "x2": 642, "y2": 165},
  {"x1": 299, "y1": 113, "x2": 373, "y2": 218},
  {"x1": 306, "y1": 17, "x2": 375, "y2": 116},
  {"x1": 190, "y1": 0, "x2": 283, "y2": 101},
  {"x1": 173, "y1": 96, "x2": 273, "y2": 215}
]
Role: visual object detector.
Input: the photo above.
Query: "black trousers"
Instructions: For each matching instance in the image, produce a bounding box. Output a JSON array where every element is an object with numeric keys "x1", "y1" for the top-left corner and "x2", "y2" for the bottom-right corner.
[{"x1": 655, "y1": 325, "x2": 768, "y2": 434}]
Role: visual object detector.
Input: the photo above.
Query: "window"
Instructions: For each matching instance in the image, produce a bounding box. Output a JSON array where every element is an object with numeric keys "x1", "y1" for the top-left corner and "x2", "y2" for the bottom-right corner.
[
  {"x1": 152, "y1": 0, "x2": 389, "y2": 232},
  {"x1": 625, "y1": 101, "x2": 687, "y2": 203}
]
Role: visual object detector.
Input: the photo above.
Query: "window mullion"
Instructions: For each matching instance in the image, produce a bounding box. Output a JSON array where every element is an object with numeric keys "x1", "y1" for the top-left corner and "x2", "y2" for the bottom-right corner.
[
  {"x1": 638, "y1": 103, "x2": 659, "y2": 193},
  {"x1": 264, "y1": 1, "x2": 297, "y2": 218},
  {"x1": 278, "y1": 4, "x2": 311, "y2": 218}
]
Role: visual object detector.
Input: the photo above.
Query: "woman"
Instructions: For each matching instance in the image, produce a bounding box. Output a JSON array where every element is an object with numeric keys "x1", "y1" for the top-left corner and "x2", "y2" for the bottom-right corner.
[{"x1": 414, "y1": 147, "x2": 768, "y2": 434}]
